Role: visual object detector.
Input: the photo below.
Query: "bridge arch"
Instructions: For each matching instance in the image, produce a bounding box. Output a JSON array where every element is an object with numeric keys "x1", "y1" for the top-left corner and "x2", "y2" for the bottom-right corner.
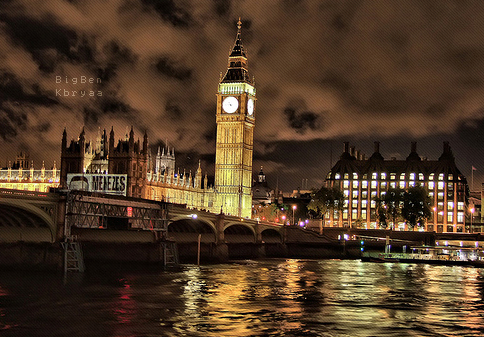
[
  {"x1": 0, "y1": 199, "x2": 56, "y2": 242},
  {"x1": 167, "y1": 216, "x2": 216, "y2": 243},
  {"x1": 223, "y1": 221, "x2": 256, "y2": 235},
  {"x1": 168, "y1": 215, "x2": 216, "y2": 233},
  {"x1": 223, "y1": 222, "x2": 256, "y2": 243},
  {"x1": 261, "y1": 228, "x2": 283, "y2": 243}
]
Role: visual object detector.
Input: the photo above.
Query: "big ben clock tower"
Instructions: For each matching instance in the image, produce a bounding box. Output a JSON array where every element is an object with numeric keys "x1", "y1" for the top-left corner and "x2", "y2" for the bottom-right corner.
[{"x1": 214, "y1": 18, "x2": 256, "y2": 218}]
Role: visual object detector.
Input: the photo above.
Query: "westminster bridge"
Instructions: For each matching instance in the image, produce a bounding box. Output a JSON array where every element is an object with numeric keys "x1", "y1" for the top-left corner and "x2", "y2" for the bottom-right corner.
[
  {"x1": 1, "y1": 188, "x2": 472, "y2": 267},
  {"x1": 0, "y1": 188, "x2": 297, "y2": 264}
]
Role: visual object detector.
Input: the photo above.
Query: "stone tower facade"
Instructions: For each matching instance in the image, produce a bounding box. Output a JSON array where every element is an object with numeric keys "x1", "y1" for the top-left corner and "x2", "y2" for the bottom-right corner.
[{"x1": 214, "y1": 19, "x2": 256, "y2": 218}]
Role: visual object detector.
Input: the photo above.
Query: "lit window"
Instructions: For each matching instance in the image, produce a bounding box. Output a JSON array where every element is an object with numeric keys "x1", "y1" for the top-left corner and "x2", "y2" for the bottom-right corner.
[
  {"x1": 371, "y1": 200, "x2": 376, "y2": 208},
  {"x1": 448, "y1": 174, "x2": 453, "y2": 181},
  {"x1": 352, "y1": 181, "x2": 359, "y2": 189},
  {"x1": 429, "y1": 173, "x2": 434, "y2": 180},
  {"x1": 362, "y1": 210, "x2": 367, "y2": 218},
  {"x1": 447, "y1": 213, "x2": 453, "y2": 222},
  {"x1": 390, "y1": 182, "x2": 396, "y2": 188},
  {"x1": 429, "y1": 182, "x2": 434, "y2": 189},
  {"x1": 352, "y1": 190, "x2": 358, "y2": 198},
  {"x1": 419, "y1": 173, "x2": 424, "y2": 180},
  {"x1": 447, "y1": 202, "x2": 454, "y2": 210},
  {"x1": 429, "y1": 192, "x2": 434, "y2": 198},
  {"x1": 362, "y1": 191, "x2": 368, "y2": 198},
  {"x1": 335, "y1": 173, "x2": 340, "y2": 180},
  {"x1": 410, "y1": 173, "x2": 415, "y2": 180},
  {"x1": 409, "y1": 181, "x2": 415, "y2": 187},
  {"x1": 353, "y1": 173, "x2": 358, "y2": 179},
  {"x1": 372, "y1": 172, "x2": 378, "y2": 179},
  {"x1": 362, "y1": 200, "x2": 367, "y2": 208},
  {"x1": 390, "y1": 173, "x2": 396, "y2": 180},
  {"x1": 381, "y1": 173, "x2": 387, "y2": 180},
  {"x1": 371, "y1": 191, "x2": 377, "y2": 198},
  {"x1": 400, "y1": 173, "x2": 405, "y2": 180},
  {"x1": 343, "y1": 180, "x2": 349, "y2": 188},
  {"x1": 352, "y1": 200, "x2": 358, "y2": 208},
  {"x1": 457, "y1": 212, "x2": 464, "y2": 223},
  {"x1": 438, "y1": 192, "x2": 444, "y2": 199},
  {"x1": 381, "y1": 182, "x2": 387, "y2": 188},
  {"x1": 399, "y1": 181, "x2": 405, "y2": 188},
  {"x1": 352, "y1": 209, "x2": 358, "y2": 219},
  {"x1": 439, "y1": 173, "x2": 444, "y2": 180},
  {"x1": 457, "y1": 202, "x2": 464, "y2": 211},
  {"x1": 343, "y1": 209, "x2": 348, "y2": 219},
  {"x1": 371, "y1": 181, "x2": 377, "y2": 189},
  {"x1": 344, "y1": 190, "x2": 349, "y2": 197},
  {"x1": 344, "y1": 200, "x2": 349, "y2": 207},
  {"x1": 362, "y1": 181, "x2": 368, "y2": 189},
  {"x1": 438, "y1": 182, "x2": 444, "y2": 190},
  {"x1": 344, "y1": 173, "x2": 349, "y2": 179}
]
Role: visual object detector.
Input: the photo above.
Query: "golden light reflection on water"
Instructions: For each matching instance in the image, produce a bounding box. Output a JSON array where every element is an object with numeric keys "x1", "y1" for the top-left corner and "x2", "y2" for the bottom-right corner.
[
  {"x1": 176, "y1": 260, "x2": 311, "y2": 336},
  {"x1": 1, "y1": 260, "x2": 484, "y2": 336}
]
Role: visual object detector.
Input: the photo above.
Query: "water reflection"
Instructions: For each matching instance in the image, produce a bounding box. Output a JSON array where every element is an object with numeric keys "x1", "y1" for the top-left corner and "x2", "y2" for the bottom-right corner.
[{"x1": 1, "y1": 260, "x2": 484, "y2": 336}]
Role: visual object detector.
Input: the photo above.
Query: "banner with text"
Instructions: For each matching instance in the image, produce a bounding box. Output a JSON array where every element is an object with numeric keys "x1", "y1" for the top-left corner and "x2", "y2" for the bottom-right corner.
[{"x1": 66, "y1": 174, "x2": 127, "y2": 196}]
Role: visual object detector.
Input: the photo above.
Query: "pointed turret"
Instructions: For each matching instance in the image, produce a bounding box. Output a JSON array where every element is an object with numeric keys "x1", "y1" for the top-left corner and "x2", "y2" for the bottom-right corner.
[
  {"x1": 221, "y1": 18, "x2": 252, "y2": 84},
  {"x1": 62, "y1": 128, "x2": 67, "y2": 154},
  {"x1": 195, "y1": 160, "x2": 202, "y2": 188},
  {"x1": 143, "y1": 131, "x2": 148, "y2": 156}
]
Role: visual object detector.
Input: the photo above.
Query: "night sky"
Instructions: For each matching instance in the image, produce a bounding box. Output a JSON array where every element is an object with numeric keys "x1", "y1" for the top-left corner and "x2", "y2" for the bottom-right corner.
[{"x1": 1, "y1": 0, "x2": 484, "y2": 192}]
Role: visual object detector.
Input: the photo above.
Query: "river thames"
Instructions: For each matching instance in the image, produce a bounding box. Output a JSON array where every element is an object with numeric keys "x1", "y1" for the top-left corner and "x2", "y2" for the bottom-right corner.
[{"x1": 1, "y1": 259, "x2": 483, "y2": 336}]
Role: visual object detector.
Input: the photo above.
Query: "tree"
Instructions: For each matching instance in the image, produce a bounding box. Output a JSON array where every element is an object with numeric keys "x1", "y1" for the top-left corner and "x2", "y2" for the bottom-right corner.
[
  {"x1": 382, "y1": 188, "x2": 405, "y2": 230},
  {"x1": 374, "y1": 198, "x2": 388, "y2": 229},
  {"x1": 308, "y1": 186, "x2": 345, "y2": 231},
  {"x1": 402, "y1": 185, "x2": 432, "y2": 230}
]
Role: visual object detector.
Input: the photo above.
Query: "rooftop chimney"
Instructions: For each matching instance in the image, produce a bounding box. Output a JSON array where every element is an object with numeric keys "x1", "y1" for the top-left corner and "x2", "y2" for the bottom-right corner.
[
  {"x1": 344, "y1": 142, "x2": 349, "y2": 153},
  {"x1": 411, "y1": 141, "x2": 417, "y2": 153},
  {"x1": 374, "y1": 141, "x2": 380, "y2": 153}
]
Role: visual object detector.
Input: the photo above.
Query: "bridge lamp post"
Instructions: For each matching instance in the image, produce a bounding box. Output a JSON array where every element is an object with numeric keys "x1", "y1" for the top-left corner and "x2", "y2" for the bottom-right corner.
[
  {"x1": 470, "y1": 206, "x2": 475, "y2": 233},
  {"x1": 292, "y1": 205, "x2": 297, "y2": 226}
]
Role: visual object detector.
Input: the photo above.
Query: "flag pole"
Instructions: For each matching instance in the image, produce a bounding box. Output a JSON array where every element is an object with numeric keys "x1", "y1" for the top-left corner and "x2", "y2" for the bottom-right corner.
[{"x1": 472, "y1": 166, "x2": 475, "y2": 192}]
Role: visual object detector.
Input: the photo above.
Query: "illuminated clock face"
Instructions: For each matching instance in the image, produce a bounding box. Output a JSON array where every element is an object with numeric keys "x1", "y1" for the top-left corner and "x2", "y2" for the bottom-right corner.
[
  {"x1": 247, "y1": 98, "x2": 254, "y2": 115},
  {"x1": 222, "y1": 96, "x2": 238, "y2": 113}
]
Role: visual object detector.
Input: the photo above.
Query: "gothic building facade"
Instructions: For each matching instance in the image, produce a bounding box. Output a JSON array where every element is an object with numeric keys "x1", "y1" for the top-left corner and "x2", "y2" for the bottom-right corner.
[
  {"x1": 0, "y1": 154, "x2": 59, "y2": 192},
  {"x1": 213, "y1": 19, "x2": 256, "y2": 218},
  {"x1": 55, "y1": 20, "x2": 254, "y2": 216},
  {"x1": 325, "y1": 141, "x2": 468, "y2": 232}
]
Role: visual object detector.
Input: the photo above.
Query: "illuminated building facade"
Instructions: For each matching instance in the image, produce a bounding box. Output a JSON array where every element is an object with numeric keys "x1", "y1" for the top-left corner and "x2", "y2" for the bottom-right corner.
[
  {"x1": 214, "y1": 19, "x2": 255, "y2": 218},
  {"x1": 326, "y1": 141, "x2": 468, "y2": 232},
  {"x1": 0, "y1": 154, "x2": 59, "y2": 192},
  {"x1": 2, "y1": 20, "x2": 254, "y2": 217}
]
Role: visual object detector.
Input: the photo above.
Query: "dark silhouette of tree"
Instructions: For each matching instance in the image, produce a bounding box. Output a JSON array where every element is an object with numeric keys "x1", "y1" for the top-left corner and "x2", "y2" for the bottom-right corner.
[
  {"x1": 402, "y1": 185, "x2": 432, "y2": 230},
  {"x1": 374, "y1": 198, "x2": 388, "y2": 229},
  {"x1": 374, "y1": 188, "x2": 405, "y2": 230},
  {"x1": 308, "y1": 186, "x2": 345, "y2": 232}
]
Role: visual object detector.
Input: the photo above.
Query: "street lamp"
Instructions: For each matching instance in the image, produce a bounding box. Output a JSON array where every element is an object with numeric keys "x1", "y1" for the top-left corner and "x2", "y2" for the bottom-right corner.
[
  {"x1": 470, "y1": 205, "x2": 475, "y2": 233},
  {"x1": 292, "y1": 205, "x2": 297, "y2": 226}
]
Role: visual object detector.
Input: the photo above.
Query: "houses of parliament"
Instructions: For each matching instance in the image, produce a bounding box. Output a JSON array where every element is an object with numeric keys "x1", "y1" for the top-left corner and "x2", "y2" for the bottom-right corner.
[{"x1": 0, "y1": 20, "x2": 256, "y2": 219}]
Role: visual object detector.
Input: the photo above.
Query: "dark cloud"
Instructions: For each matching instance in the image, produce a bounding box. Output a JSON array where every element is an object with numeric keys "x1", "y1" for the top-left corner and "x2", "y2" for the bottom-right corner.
[
  {"x1": 213, "y1": 0, "x2": 231, "y2": 16},
  {"x1": 141, "y1": 0, "x2": 192, "y2": 27},
  {"x1": 283, "y1": 107, "x2": 320, "y2": 133},
  {"x1": 0, "y1": 106, "x2": 26, "y2": 140},
  {"x1": 165, "y1": 100, "x2": 183, "y2": 120},
  {"x1": 155, "y1": 57, "x2": 192, "y2": 81},
  {"x1": 0, "y1": 72, "x2": 57, "y2": 106},
  {"x1": 102, "y1": 41, "x2": 137, "y2": 65},
  {"x1": 1, "y1": 14, "x2": 77, "y2": 58}
]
